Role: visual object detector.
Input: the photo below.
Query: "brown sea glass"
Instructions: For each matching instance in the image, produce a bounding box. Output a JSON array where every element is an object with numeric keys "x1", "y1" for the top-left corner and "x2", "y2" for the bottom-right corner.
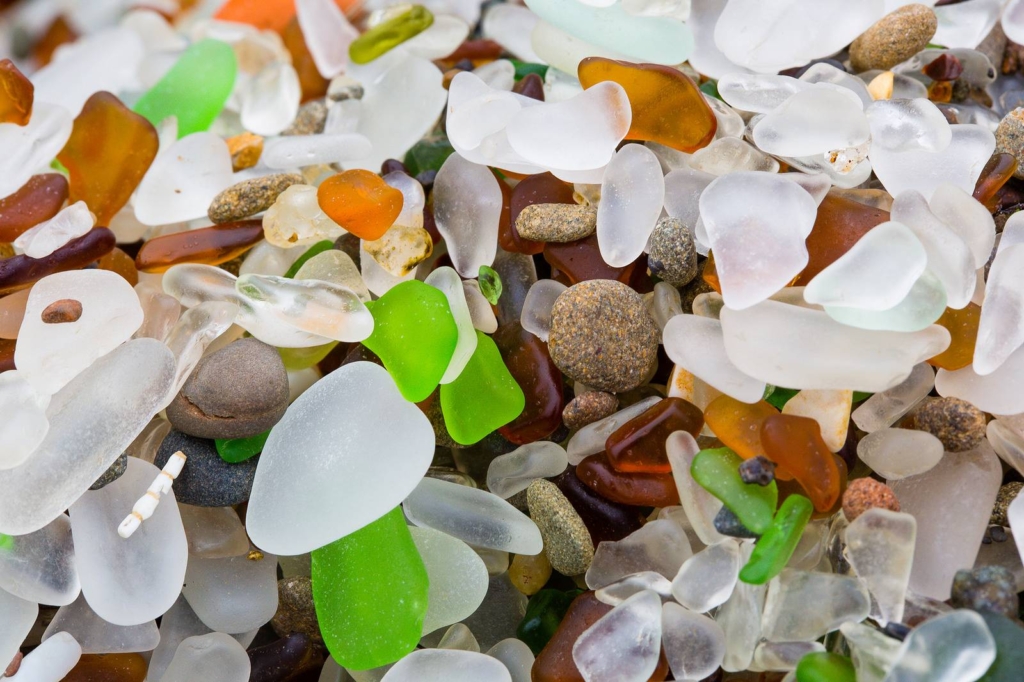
[
  {"x1": 929, "y1": 303, "x2": 980, "y2": 371},
  {"x1": 578, "y1": 57, "x2": 716, "y2": 152},
  {"x1": 505, "y1": 172, "x2": 576, "y2": 255},
  {"x1": 494, "y1": 321, "x2": 564, "y2": 444},
  {"x1": 62, "y1": 653, "x2": 147, "y2": 682},
  {"x1": 282, "y1": 16, "x2": 330, "y2": 102},
  {"x1": 760, "y1": 414, "x2": 841, "y2": 512},
  {"x1": 606, "y1": 397, "x2": 703, "y2": 474},
  {"x1": 440, "y1": 39, "x2": 504, "y2": 68},
  {"x1": 793, "y1": 193, "x2": 889, "y2": 285},
  {"x1": 134, "y1": 220, "x2": 265, "y2": 272},
  {"x1": 0, "y1": 338, "x2": 14, "y2": 373},
  {"x1": 513, "y1": 73, "x2": 545, "y2": 101},
  {"x1": 0, "y1": 227, "x2": 115, "y2": 295},
  {"x1": 544, "y1": 234, "x2": 637, "y2": 285},
  {"x1": 551, "y1": 468, "x2": 646, "y2": 545},
  {"x1": 57, "y1": 91, "x2": 160, "y2": 226},
  {"x1": 0, "y1": 174, "x2": 69, "y2": 241},
  {"x1": 973, "y1": 153, "x2": 1018, "y2": 212},
  {"x1": 576, "y1": 453, "x2": 681, "y2": 507},
  {"x1": 0, "y1": 59, "x2": 33, "y2": 126},
  {"x1": 33, "y1": 15, "x2": 77, "y2": 67}
]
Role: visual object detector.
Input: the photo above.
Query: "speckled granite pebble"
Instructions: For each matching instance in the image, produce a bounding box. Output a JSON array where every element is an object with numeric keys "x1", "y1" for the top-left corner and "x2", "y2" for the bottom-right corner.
[
  {"x1": 155, "y1": 429, "x2": 259, "y2": 506},
  {"x1": 842, "y1": 478, "x2": 900, "y2": 521},
  {"x1": 283, "y1": 99, "x2": 328, "y2": 136},
  {"x1": 647, "y1": 217, "x2": 698, "y2": 287},
  {"x1": 527, "y1": 479, "x2": 594, "y2": 576},
  {"x1": 90, "y1": 451, "x2": 127, "y2": 490},
  {"x1": 951, "y1": 565, "x2": 1019, "y2": 619},
  {"x1": 208, "y1": 173, "x2": 304, "y2": 223},
  {"x1": 515, "y1": 204, "x2": 597, "y2": 243},
  {"x1": 562, "y1": 391, "x2": 619, "y2": 430},
  {"x1": 849, "y1": 4, "x2": 937, "y2": 72},
  {"x1": 991, "y1": 482, "x2": 1023, "y2": 527},
  {"x1": 996, "y1": 108, "x2": 1024, "y2": 179},
  {"x1": 272, "y1": 577, "x2": 322, "y2": 645},
  {"x1": 914, "y1": 397, "x2": 986, "y2": 452},
  {"x1": 548, "y1": 280, "x2": 660, "y2": 394}
]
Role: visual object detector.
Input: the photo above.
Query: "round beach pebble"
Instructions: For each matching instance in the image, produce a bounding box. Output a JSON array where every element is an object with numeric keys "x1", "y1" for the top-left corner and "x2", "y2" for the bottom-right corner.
[
  {"x1": 842, "y1": 478, "x2": 900, "y2": 521},
  {"x1": 207, "y1": 172, "x2": 304, "y2": 224},
  {"x1": 995, "y1": 108, "x2": 1024, "y2": 180},
  {"x1": 647, "y1": 217, "x2": 698, "y2": 288},
  {"x1": 849, "y1": 4, "x2": 937, "y2": 72},
  {"x1": 913, "y1": 397, "x2": 986, "y2": 452},
  {"x1": 89, "y1": 451, "x2": 127, "y2": 491},
  {"x1": 283, "y1": 99, "x2": 328, "y2": 136},
  {"x1": 515, "y1": 203, "x2": 597, "y2": 243},
  {"x1": 166, "y1": 338, "x2": 289, "y2": 440},
  {"x1": 548, "y1": 280, "x2": 660, "y2": 394},
  {"x1": 951, "y1": 566, "x2": 1019, "y2": 619},
  {"x1": 563, "y1": 391, "x2": 620, "y2": 430},
  {"x1": 527, "y1": 479, "x2": 595, "y2": 576},
  {"x1": 155, "y1": 430, "x2": 259, "y2": 507},
  {"x1": 271, "y1": 577, "x2": 322, "y2": 645}
]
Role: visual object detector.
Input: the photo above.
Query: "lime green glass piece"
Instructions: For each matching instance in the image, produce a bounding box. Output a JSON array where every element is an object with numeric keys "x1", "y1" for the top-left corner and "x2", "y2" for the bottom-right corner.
[
  {"x1": 478, "y1": 265, "x2": 502, "y2": 305},
  {"x1": 215, "y1": 430, "x2": 270, "y2": 463},
  {"x1": 796, "y1": 652, "x2": 856, "y2": 682},
  {"x1": 691, "y1": 447, "x2": 777, "y2": 535},
  {"x1": 348, "y1": 6, "x2": 434, "y2": 65},
  {"x1": 312, "y1": 506, "x2": 429, "y2": 670},
  {"x1": 404, "y1": 135, "x2": 455, "y2": 177},
  {"x1": 0, "y1": 534, "x2": 11, "y2": 551},
  {"x1": 133, "y1": 39, "x2": 237, "y2": 138},
  {"x1": 739, "y1": 494, "x2": 813, "y2": 585},
  {"x1": 440, "y1": 330, "x2": 525, "y2": 445},
  {"x1": 278, "y1": 342, "x2": 338, "y2": 370},
  {"x1": 362, "y1": 280, "x2": 458, "y2": 402},
  {"x1": 284, "y1": 240, "x2": 335, "y2": 279}
]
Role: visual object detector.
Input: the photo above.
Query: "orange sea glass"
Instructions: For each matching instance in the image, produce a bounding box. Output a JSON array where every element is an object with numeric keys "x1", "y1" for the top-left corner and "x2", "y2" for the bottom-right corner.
[
  {"x1": 576, "y1": 453, "x2": 680, "y2": 507},
  {"x1": 0, "y1": 59, "x2": 33, "y2": 126},
  {"x1": 62, "y1": 653, "x2": 147, "y2": 682},
  {"x1": 0, "y1": 174, "x2": 68, "y2": 241},
  {"x1": 702, "y1": 251, "x2": 721, "y2": 294},
  {"x1": 317, "y1": 170, "x2": 404, "y2": 240},
  {"x1": 506, "y1": 172, "x2": 575, "y2": 255},
  {"x1": 704, "y1": 395, "x2": 778, "y2": 461},
  {"x1": 794, "y1": 194, "x2": 889, "y2": 285},
  {"x1": 98, "y1": 247, "x2": 139, "y2": 286},
  {"x1": 578, "y1": 57, "x2": 716, "y2": 153},
  {"x1": 135, "y1": 220, "x2": 265, "y2": 273},
  {"x1": 57, "y1": 91, "x2": 159, "y2": 226},
  {"x1": 760, "y1": 414, "x2": 841, "y2": 513},
  {"x1": 214, "y1": 0, "x2": 357, "y2": 33},
  {"x1": 606, "y1": 397, "x2": 704, "y2": 474},
  {"x1": 929, "y1": 303, "x2": 980, "y2": 371},
  {"x1": 973, "y1": 153, "x2": 1017, "y2": 212}
]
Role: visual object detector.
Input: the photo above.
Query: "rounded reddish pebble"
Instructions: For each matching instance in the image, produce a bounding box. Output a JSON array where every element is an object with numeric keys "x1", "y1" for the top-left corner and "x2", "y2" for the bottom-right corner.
[
  {"x1": 843, "y1": 478, "x2": 899, "y2": 521},
  {"x1": 316, "y1": 169, "x2": 404, "y2": 241}
]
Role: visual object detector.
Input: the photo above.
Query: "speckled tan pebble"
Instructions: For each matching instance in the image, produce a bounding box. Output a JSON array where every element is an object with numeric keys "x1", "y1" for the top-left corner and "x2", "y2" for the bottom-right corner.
[
  {"x1": 40, "y1": 298, "x2": 82, "y2": 324},
  {"x1": 843, "y1": 478, "x2": 900, "y2": 521},
  {"x1": 996, "y1": 108, "x2": 1024, "y2": 179},
  {"x1": 913, "y1": 396, "x2": 986, "y2": 452},
  {"x1": 271, "y1": 576, "x2": 322, "y2": 644},
  {"x1": 527, "y1": 479, "x2": 595, "y2": 576},
  {"x1": 515, "y1": 203, "x2": 597, "y2": 243},
  {"x1": 563, "y1": 391, "x2": 620, "y2": 430},
  {"x1": 208, "y1": 173, "x2": 304, "y2": 224},
  {"x1": 283, "y1": 99, "x2": 328, "y2": 136},
  {"x1": 991, "y1": 482, "x2": 1023, "y2": 527},
  {"x1": 849, "y1": 4, "x2": 937, "y2": 73}
]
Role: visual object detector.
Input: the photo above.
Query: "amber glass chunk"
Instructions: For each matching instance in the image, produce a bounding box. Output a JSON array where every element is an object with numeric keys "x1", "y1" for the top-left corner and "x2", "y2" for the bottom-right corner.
[
  {"x1": 794, "y1": 193, "x2": 889, "y2": 285},
  {"x1": 135, "y1": 220, "x2": 265, "y2": 273},
  {"x1": 973, "y1": 153, "x2": 1017, "y2": 212},
  {"x1": 929, "y1": 303, "x2": 980, "y2": 371},
  {"x1": 606, "y1": 397, "x2": 703, "y2": 474},
  {"x1": 760, "y1": 414, "x2": 842, "y2": 512},
  {"x1": 57, "y1": 91, "x2": 160, "y2": 226},
  {"x1": 494, "y1": 321, "x2": 564, "y2": 444},
  {"x1": 282, "y1": 16, "x2": 329, "y2": 102},
  {"x1": 578, "y1": 57, "x2": 716, "y2": 153},
  {"x1": 63, "y1": 653, "x2": 147, "y2": 682},
  {"x1": 576, "y1": 453, "x2": 680, "y2": 507},
  {"x1": 317, "y1": 170, "x2": 404, "y2": 240},
  {"x1": 704, "y1": 395, "x2": 778, "y2": 461},
  {"x1": 98, "y1": 247, "x2": 139, "y2": 286},
  {"x1": 544, "y1": 234, "x2": 637, "y2": 285},
  {"x1": 33, "y1": 15, "x2": 77, "y2": 67},
  {"x1": 506, "y1": 172, "x2": 575, "y2": 255},
  {"x1": 0, "y1": 174, "x2": 68, "y2": 242},
  {"x1": 0, "y1": 59, "x2": 33, "y2": 126}
]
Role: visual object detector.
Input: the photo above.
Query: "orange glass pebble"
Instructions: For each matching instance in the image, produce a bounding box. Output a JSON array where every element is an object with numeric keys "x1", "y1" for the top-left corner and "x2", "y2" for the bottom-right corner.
[
  {"x1": 794, "y1": 193, "x2": 889, "y2": 285},
  {"x1": 62, "y1": 653, "x2": 147, "y2": 682},
  {"x1": 0, "y1": 59, "x2": 33, "y2": 126},
  {"x1": 973, "y1": 153, "x2": 1018, "y2": 212},
  {"x1": 215, "y1": 0, "x2": 357, "y2": 33},
  {"x1": 282, "y1": 16, "x2": 329, "y2": 102},
  {"x1": 929, "y1": 303, "x2": 981, "y2": 371},
  {"x1": 317, "y1": 170, "x2": 404, "y2": 241},
  {"x1": 226, "y1": 132, "x2": 264, "y2": 172},
  {"x1": 704, "y1": 395, "x2": 778, "y2": 461},
  {"x1": 135, "y1": 220, "x2": 265, "y2": 273},
  {"x1": 0, "y1": 174, "x2": 69, "y2": 242},
  {"x1": 98, "y1": 247, "x2": 139, "y2": 286},
  {"x1": 576, "y1": 453, "x2": 680, "y2": 507},
  {"x1": 578, "y1": 57, "x2": 716, "y2": 153},
  {"x1": 57, "y1": 91, "x2": 159, "y2": 226},
  {"x1": 606, "y1": 397, "x2": 704, "y2": 474},
  {"x1": 760, "y1": 414, "x2": 842, "y2": 513},
  {"x1": 32, "y1": 15, "x2": 77, "y2": 67}
]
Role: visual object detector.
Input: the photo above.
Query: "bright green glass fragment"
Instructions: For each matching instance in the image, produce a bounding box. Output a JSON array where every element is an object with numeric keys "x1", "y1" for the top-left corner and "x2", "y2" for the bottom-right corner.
[
  {"x1": 478, "y1": 265, "x2": 502, "y2": 305},
  {"x1": 691, "y1": 447, "x2": 777, "y2": 535},
  {"x1": 348, "y1": 6, "x2": 434, "y2": 65},
  {"x1": 312, "y1": 506, "x2": 429, "y2": 670},
  {"x1": 215, "y1": 430, "x2": 270, "y2": 463},
  {"x1": 796, "y1": 652, "x2": 856, "y2": 682},
  {"x1": 739, "y1": 494, "x2": 813, "y2": 585}
]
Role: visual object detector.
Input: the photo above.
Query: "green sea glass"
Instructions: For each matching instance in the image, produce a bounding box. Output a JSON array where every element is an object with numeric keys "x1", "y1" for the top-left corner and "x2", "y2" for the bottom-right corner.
[
  {"x1": 979, "y1": 611, "x2": 1024, "y2": 681},
  {"x1": 517, "y1": 589, "x2": 582, "y2": 655},
  {"x1": 215, "y1": 430, "x2": 270, "y2": 463},
  {"x1": 278, "y1": 342, "x2": 338, "y2": 371},
  {"x1": 691, "y1": 447, "x2": 778, "y2": 535},
  {"x1": 349, "y1": 6, "x2": 434, "y2": 65},
  {"x1": 284, "y1": 240, "x2": 335, "y2": 279},
  {"x1": 796, "y1": 652, "x2": 856, "y2": 682},
  {"x1": 362, "y1": 280, "x2": 458, "y2": 403},
  {"x1": 440, "y1": 330, "x2": 525, "y2": 445},
  {"x1": 404, "y1": 136, "x2": 455, "y2": 176},
  {"x1": 133, "y1": 39, "x2": 237, "y2": 138},
  {"x1": 311, "y1": 506, "x2": 429, "y2": 670},
  {"x1": 478, "y1": 265, "x2": 502, "y2": 305},
  {"x1": 739, "y1": 494, "x2": 813, "y2": 585}
]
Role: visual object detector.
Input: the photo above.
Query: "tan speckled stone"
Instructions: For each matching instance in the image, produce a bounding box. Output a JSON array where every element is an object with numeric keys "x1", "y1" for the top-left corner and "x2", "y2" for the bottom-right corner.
[
  {"x1": 849, "y1": 4, "x2": 937, "y2": 72},
  {"x1": 207, "y1": 173, "x2": 304, "y2": 224},
  {"x1": 515, "y1": 203, "x2": 597, "y2": 243},
  {"x1": 843, "y1": 478, "x2": 900, "y2": 521},
  {"x1": 527, "y1": 479, "x2": 595, "y2": 576},
  {"x1": 996, "y1": 108, "x2": 1024, "y2": 179},
  {"x1": 563, "y1": 391, "x2": 619, "y2": 430}
]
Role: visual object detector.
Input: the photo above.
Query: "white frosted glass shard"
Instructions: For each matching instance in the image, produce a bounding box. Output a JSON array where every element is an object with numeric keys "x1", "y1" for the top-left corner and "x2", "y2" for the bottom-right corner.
[
  {"x1": 482, "y1": 3, "x2": 543, "y2": 63},
  {"x1": 932, "y1": 0, "x2": 1001, "y2": 48},
  {"x1": 717, "y1": 73, "x2": 808, "y2": 114},
  {"x1": 433, "y1": 154, "x2": 503, "y2": 278},
  {"x1": 667, "y1": 431, "x2": 726, "y2": 545},
  {"x1": 566, "y1": 396, "x2": 662, "y2": 465},
  {"x1": 716, "y1": 543, "x2": 766, "y2": 671},
  {"x1": 464, "y1": 280, "x2": 498, "y2": 333},
  {"x1": 521, "y1": 280, "x2": 567, "y2": 342},
  {"x1": 162, "y1": 301, "x2": 239, "y2": 405},
  {"x1": 487, "y1": 639, "x2": 533, "y2": 682},
  {"x1": 884, "y1": 610, "x2": 996, "y2": 682},
  {"x1": 296, "y1": 0, "x2": 357, "y2": 77},
  {"x1": 402, "y1": 16, "x2": 470, "y2": 62},
  {"x1": 381, "y1": 649, "x2": 512, "y2": 682},
  {"x1": 973, "y1": 243, "x2": 1024, "y2": 375},
  {"x1": 42, "y1": 593, "x2": 159, "y2": 654},
  {"x1": 179, "y1": 504, "x2": 249, "y2": 559},
  {"x1": 846, "y1": 509, "x2": 916, "y2": 625},
  {"x1": 473, "y1": 59, "x2": 515, "y2": 91},
  {"x1": 13, "y1": 201, "x2": 93, "y2": 259},
  {"x1": 869, "y1": 124, "x2": 995, "y2": 200},
  {"x1": 0, "y1": 587, "x2": 36, "y2": 672},
  {"x1": 1007, "y1": 0, "x2": 1024, "y2": 44},
  {"x1": 852, "y1": 363, "x2": 934, "y2": 432},
  {"x1": 866, "y1": 98, "x2": 952, "y2": 153},
  {"x1": 699, "y1": 172, "x2": 814, "y2": 309},
  {"x1": 6, "y1": 631, "x2": 81, "y2": 682},
  {"x1": 671, "y1": 539, "x2": 741, "y2": 613},
  {"x1": 753, "y1": 88, "x2": 869, "y2": 158},
  {"x1": 936, "y1": 344, "x2": 1024, "y2": 414},
  {"x1": 661, "y1": 602, "x2": 726, "y2": 681},
  {"x1": 247, "y1": 362, "x2": 434, "y2": 555},
  {"x1": 780, "y1": 389, "x2": 851, "y2": 453},
  {"x1": 928, "y1": 183, "x2": 995, "y2": 269},
  {"x1": 841, "y1": 621, "x2": 902, "y2": 682},
  {"x1": 135, "y1": 132, "x2": 235, "y2": 226},
  {"x1": 411, "y1": 527, "x2": 488, "y2": 635},
  {"x1": 572, "y1": 590, "x2": 662, "y2": 682},
  {"x1": 688, "y1": 0, "x2": 750, "y2": 79},
  {"x1": 241, "y1": 61, "x2": 300, "y2": 137},
  {"x1": 761, "y1": 569, "x2": 871, "y2": 642},
  {"x1": 404, "y1": 477, "x2": 543, "y2": 555},
  {"x1": 424, "y1": 267, "x2": 477, "y2": 384},
  {"x1": 663, "y1": 165, "x2": 715, "y2": 232},
  {"x1": 858, "y1": 428, "x2": 944, "y2": 479},
  {"x1": 989, "y1": 419, "x2": 1024, "y2": 477},
  {"x1": 0, "y1": 514, "x2": 78, "y2": 606},
  {"x1": 798, "y1": 62, "x2": 873, "y2": 108},
  {"x1": 183, "y1": 553, "x2": 278, "y2": 634},
  {"x1": 597, "y1": 145, "x2": 665, "y2": 267},
  {"x1": 486, "y1": 442, "x2": 568, "y2": 499},
  {"x1": 824, "y1": 270, "x2": 947, "y2": 333},
  {"x1": 689, "y1": 137, "x2": 781, "y2": 176},
  {"x1": 889, "y1": 441, "x2": 1002, "y2": 600},
  {"x1": 161, "y1": 632, "x2": 251, "y2": 682},
  {"x1": 664, "y1": 314, "x2": 766, "y2": 403},
  {"x1": 720, "y1": 300, "x2": 950, "y2": 392},
  {"x1": 262, "y1": 134, "x2": 373, "y2": 169},
  {"x1": 595, "y1": 572, "x2": 673, "y2": 606},
  {"x1": 804, "y1": 221, "x2": 927, "y2": 311},
  {"x1": 0, "y1": 370, "x2": 50, "y2": 471},
  {"x1": 585, "y1": 520, "x2": 692, "y2": 589}
]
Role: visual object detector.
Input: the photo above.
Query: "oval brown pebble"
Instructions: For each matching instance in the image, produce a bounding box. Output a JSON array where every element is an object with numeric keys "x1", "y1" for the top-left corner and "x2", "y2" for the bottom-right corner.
[
  {"x1": 913, "y1": 396, "x2": 986, "y2": 452},
  {"x1": 563, "y1": 391, "x2": 619, "y2": 430},
  {"x1": 849, "y1": 4, "x2": 937, "y2": 72},
  {"x1": 843, "y1": 477, "x2": 900, "y2": 521},
  {"x1": 41, "y1": 298, "x2": 83, "y2": 323},
  {"x1": 207, "y1": 172, "x2": 304, "y2": 224}
]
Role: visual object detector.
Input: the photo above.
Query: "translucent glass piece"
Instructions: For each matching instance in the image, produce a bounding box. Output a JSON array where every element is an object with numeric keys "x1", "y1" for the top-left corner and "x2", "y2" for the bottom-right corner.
[
  {"x1": 671, "y1": 539, "x2": 741, "y2": 613},
  {"x1": 866, "y1": 98, "x2": 951, "y2": 153},
  {"x1": 846, "y1": 509, "x2": 916, "y2": 625},
  {"x1": 586, "y1": 520, "x2": 692, "y2": 589},
  {"x1": 597, "y1": 144, "x2": 664, "y2": 267},
  {"x1": 433, "y1": 154, "x2": 503, "y2": 278},
  {"x1": 42, "y1": 592, "x2": 159, "y2": 654},
  {"x1": 761, "y1": 569, "x2": 871, "y2": 642},
  {"x1": 134, "y1": 132, "x2": 235, "y2": 226},
  {"x1": 664, "y1": 314, "x2": 766, "y2": 403},
  {"x1": 857, "y1": 428, "x2": 944, "y2": 479},
  {"x1": 753, "y1": 88, "x2": 869, "y2": 158},
  {"x1": 572, "y1": 590, "x2": 662, "y2": 682},
  {"x1": 183, "y1": 553, "x2": 278, "y2": 634},
  {"x1": 486, "y1": 442, "x2": 568, "y2": 498},
  {"x1": 520, "y1": 280, "x2": 567, "y2": 342},
  {"x1": 381, "y1": 649, "x2": 511, "y2": 682},
  {"x1": 884, "y1": 610, "x2": 996, "y2": 682},
  {"x1": 410, "y1": 526, "x2": 488, "y2": 635},
  {"x1": 160, "y1": 632, "x2": 251, "y2": 682},
  {"x1": 852, "y1": 363, "x2": 934, "y2": 432}
]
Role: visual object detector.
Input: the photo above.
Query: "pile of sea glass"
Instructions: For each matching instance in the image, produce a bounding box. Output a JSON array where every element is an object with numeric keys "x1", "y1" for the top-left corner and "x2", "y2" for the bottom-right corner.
[{"x1": 8, "y1": 0, "x2": 1024, "y2": 680}]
